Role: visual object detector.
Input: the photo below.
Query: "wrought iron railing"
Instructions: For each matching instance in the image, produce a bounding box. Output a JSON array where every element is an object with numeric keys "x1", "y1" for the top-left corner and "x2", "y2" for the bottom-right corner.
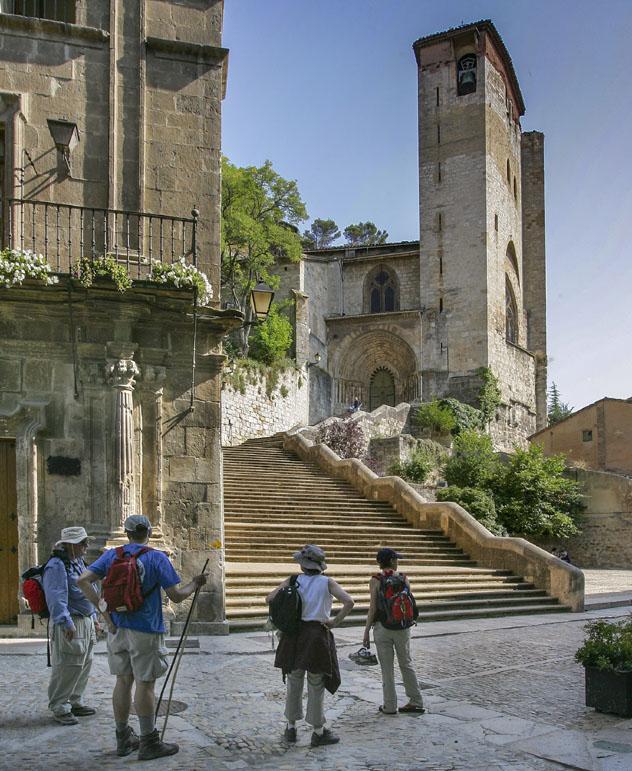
[{"x1": 6, "y1": 198, "x2": 198, "y2": 277}]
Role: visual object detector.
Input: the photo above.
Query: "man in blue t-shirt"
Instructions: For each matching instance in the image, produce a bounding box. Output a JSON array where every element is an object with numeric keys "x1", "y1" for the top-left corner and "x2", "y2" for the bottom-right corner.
[{"x1": 78, "y1": 515, "x2": 207, "y2": 761}]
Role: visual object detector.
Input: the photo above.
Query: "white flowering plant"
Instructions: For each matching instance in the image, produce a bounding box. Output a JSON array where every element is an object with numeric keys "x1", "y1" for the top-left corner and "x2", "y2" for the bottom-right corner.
[
  {"x1": 149, "y1": 257, "x2": 213, "y2": 306},
  {"x1": 0, "y1": 248, "x2": 59, "y2": 288}
]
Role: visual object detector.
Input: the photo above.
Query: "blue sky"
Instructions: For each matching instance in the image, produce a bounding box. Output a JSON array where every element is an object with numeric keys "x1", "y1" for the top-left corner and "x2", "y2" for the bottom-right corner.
[{"x1": 222, "y1": 1, "x2": 632, "y2": 411}]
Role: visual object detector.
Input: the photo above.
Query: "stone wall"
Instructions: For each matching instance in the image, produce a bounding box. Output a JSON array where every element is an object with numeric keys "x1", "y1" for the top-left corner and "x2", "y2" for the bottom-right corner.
[
  {"x1": 534, "y1": 468, "x2": 632, "y2": 569},
  {"x1": 0, "y1": 282, "x2": 237, "y2": 632},
  {"x1": 221, "y1": 366, "x2": 309, "y2": 446}
]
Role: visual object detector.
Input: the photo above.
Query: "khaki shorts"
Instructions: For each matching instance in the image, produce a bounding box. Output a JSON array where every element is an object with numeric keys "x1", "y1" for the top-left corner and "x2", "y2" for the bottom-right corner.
[{"x1": 107, "y1": 627, "x2": 169, "y2": 682}]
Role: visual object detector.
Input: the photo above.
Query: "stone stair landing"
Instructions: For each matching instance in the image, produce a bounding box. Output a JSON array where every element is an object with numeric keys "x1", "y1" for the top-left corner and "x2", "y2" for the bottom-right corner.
[{"x1": 223, "y1": 435, "x2": 570, "y2": 629}]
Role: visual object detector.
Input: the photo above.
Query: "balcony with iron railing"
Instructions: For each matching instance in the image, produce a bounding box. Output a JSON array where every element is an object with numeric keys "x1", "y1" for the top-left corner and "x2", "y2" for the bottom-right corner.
[{"x1": 5, "y1": 197, "x2": 199, "y2": 277}]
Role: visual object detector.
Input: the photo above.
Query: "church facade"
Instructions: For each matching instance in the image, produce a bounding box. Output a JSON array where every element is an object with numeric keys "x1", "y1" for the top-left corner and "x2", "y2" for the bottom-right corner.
[{"x1": 275, "y1": 20, "x2": 547, "y2": 451}]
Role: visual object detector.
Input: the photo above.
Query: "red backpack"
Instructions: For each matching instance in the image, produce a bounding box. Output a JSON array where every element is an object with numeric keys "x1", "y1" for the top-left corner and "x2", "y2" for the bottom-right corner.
[
  {"x1": 101, "y1": 546, "x2": 158, "y2": 613},
  {"x1": 376, "y1": 570, "x2": 418, "y2": 630},
  {"x1": 22, "y1": 566, "x2": 50, "y2": 618}
]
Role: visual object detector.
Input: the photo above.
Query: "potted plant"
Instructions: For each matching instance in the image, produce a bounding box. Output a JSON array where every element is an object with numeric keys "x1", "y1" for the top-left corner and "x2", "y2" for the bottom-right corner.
[{"x1": 575, "y1": 616, "x2": 632, "y2": 717}]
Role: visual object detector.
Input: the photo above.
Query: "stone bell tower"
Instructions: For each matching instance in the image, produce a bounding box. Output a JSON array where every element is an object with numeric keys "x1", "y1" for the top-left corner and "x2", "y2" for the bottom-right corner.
[{"x1": 413, "y1": 20, "x2": 546, "y2": 446}]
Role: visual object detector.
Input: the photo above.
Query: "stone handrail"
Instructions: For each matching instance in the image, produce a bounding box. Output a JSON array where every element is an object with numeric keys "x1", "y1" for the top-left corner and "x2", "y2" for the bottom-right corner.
[{"x1": 284, "y1": 432, "x2": 585, "y2": 612}]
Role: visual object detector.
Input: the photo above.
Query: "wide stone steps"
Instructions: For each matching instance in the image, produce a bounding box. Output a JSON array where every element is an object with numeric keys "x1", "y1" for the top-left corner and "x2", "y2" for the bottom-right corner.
[{"x1": 222, "y1": 435, "x2": 569, "y2": 629}]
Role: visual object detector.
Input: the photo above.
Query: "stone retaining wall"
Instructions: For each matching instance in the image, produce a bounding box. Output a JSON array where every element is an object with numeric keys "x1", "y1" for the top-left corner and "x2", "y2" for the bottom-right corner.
[
  {"x1": 221, "y1": 366, "x2": 309, "y2": 446},
  {"x1": 284, "y1": 432, "x2": 584, "y2": 611}
]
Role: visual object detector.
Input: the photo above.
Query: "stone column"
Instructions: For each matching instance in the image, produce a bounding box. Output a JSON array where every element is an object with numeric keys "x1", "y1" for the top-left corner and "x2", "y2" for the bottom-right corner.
[
  {"x1": 106, "y1": 353, "x2": 140, "y2": 529},
  {"x1": 138, "y1": 365, "x2": 166, "y2": 529}
]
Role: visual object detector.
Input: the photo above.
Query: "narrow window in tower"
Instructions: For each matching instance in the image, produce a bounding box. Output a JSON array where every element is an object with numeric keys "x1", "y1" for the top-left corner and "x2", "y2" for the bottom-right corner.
[
  {"x1": 439, "y1": 297, "x2": 444, "y2": 313},
  {"x1": 506, "y1": 159, "x2": 511, "y2": 184},
  {"x1": 494, "y1": 214, "x2": 499, "y2": 231},
  {"x1": 437, "y1": 124, "x2": 441, "y2": 144},
  {"x1": 437, "y1": 212, "x2": 442, "y2": 231},
  {"x1": 513, "y1": 177, "x2": 517, "y2": 201},
  {"x1": 439, "y1": 256, "x2": 443, "y2": 275},
  {"x1": 436, "y1": 86, "x2": 440, "y2": 106},
  {"x1": 505, "y1": 277, "x2": 518, "y2": 344},
  {"x1": 437, "y1": 162, "x2": 442, "y2": 182}
]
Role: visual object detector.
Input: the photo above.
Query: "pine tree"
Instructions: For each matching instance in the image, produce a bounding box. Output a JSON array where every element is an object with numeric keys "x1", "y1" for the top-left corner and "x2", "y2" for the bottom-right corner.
[{"x1": 548, "y1": 382, "x2": 573, "y2": 425}]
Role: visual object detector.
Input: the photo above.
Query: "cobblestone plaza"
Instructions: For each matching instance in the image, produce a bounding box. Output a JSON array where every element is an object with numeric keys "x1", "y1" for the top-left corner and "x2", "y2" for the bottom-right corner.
[{"x1": 2, "y1": 590, "x2": 632, "y2": 770}]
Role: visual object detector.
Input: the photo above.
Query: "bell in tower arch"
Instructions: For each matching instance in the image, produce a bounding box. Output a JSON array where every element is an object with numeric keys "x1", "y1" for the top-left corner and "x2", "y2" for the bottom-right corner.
[{"x1": 457, "y1": 54, "x2": 477, "y2": 95}]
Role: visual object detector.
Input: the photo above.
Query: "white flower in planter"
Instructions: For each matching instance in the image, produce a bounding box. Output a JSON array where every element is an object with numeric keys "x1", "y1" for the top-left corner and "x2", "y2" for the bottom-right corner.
[
  {"x1": 149, "y1": 257, "x2": 213, "y2": 306},
  {"x1": 0, "y1": 248, "x2": 59, "y2": 288}
]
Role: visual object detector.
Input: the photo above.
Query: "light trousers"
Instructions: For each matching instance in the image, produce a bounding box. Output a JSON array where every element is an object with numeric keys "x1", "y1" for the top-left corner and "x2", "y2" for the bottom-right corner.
[
  {"x1": 373, "y1": 622, "x2": 423, "y2": 713},
  {"x1": 48, "y1": 615, "x2": 96, "y2": 716},
  {"x1": 284, "y1": 668, "x2": 326, "y2": 728}
]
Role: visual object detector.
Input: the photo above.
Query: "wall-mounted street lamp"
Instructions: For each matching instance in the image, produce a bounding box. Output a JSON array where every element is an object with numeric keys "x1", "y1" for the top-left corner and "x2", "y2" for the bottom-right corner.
[
  {"x1": 307, "y1": 352, "x2": 321, "y2": 369},
  {"x1": 47, "y1": 119, "x2": 80, "y2": 177},
  {"x1": 250, "y1": 279, "x2": 274, "y2": 321}
]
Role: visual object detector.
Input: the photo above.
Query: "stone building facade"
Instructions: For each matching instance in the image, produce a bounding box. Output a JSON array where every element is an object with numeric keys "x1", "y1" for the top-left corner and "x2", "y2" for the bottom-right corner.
[
  {"x1": 0, "y1": 1, "x2": 234, "y2": 631},
  {"x1": 274, "y1": 21, "x2": 547, "y2": 450},
  {"x1": 530, "y1": 398, "x2": 632, "y2": 476}
]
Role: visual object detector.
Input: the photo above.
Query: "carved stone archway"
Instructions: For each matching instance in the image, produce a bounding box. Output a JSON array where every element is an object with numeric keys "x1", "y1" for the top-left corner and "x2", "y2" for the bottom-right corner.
[{"x1": 331, "y1": 329, "x2": 419, "y2": 412}]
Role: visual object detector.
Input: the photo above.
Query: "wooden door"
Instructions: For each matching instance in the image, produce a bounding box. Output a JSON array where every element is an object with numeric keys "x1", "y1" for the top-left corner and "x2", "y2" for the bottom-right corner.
[
  {"x1": 369, "y1": 368, "x2": 396, "y2": 411},
  {"x1": 0, "y1": 439, "x2": 18, "y2": 624}
]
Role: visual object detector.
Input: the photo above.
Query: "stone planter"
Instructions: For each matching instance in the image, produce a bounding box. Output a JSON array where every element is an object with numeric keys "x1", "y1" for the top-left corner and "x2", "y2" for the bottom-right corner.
[{"x1": 585, "y1": 666, "x2": 632, "y2": 717}]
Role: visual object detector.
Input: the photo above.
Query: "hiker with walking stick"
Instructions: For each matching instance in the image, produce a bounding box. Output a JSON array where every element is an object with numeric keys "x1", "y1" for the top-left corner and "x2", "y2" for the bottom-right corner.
[{"x1": 77, "y1": 515, "x2": 207, "y2": 760}]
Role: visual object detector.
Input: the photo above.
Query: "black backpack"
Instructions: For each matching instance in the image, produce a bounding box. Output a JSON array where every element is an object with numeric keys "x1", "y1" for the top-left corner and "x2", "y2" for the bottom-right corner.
[{"x1": 269, "y1": 575, "x2": 302, "y2": 635}]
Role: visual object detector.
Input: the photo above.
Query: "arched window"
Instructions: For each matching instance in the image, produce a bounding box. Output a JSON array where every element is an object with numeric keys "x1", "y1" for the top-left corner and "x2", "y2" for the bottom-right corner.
[
  {"x1": 365, "y1": 266, "x2": 399, "y2": 314},
  {"x1": 506, "y1": 241, "x2": 519, "y2": 281},
  {"x1": 506, "y1": 277, "x2": 518, "y2": 344},
  {"x1": 369, "y1": 368, "x2": 395, "y2": 410}
]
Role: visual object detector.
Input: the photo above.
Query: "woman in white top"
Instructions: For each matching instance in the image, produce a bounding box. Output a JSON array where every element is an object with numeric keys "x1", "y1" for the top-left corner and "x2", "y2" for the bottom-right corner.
[{"x1": 266, "y1": 544, "x2": 354, "y2": 748}]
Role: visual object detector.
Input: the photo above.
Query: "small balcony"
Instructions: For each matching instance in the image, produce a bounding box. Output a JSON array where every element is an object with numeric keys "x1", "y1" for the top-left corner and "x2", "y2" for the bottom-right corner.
[{"x1": 5, "y1": 197, "x2": 198, "y2": 277}]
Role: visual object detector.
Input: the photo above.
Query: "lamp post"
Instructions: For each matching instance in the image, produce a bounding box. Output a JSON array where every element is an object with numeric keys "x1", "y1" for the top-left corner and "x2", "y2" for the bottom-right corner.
[
  {"x1": 249, "y1": 280, "x2": 274, "y2": 322},
  {"x1": 47, "y1": 119, "x2": 80, "y2": 177}
]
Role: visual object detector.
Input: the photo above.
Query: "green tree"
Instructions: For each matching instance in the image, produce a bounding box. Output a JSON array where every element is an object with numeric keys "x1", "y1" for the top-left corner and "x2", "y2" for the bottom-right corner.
[
  {"x1": 248, "y1": 303, "x2": 294, "y2": 365},
  {"x1": 343, "y1": 221, "x2": 389, "y2": 246},
  {"x1": 302, "y1": 218, "x2": 341, "y2": 249},
  {"x1": 436, "y1": 486, "x2": 505, "y2": 535},
  {"x1": 221, "y1": 157, "x2": 307, "y2": 354},
  {"x1": 443, "y1": 430, "x2": 498, "y2": 488},
  {"x1": 490, "y1": 444, "x2": 583, "y2": 538},
  {"x1": 548, "y1": 382, "x2": 573, "y2": 425}
]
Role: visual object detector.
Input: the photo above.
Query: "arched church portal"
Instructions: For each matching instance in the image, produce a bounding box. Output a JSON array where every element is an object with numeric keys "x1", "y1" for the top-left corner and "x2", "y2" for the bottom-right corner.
[
  {"x1": 330, "y1": 329, "x2": 420, "y2": 412},
  {"x1": 369, "y1": 368, "x2": 395, "y2": 410}
]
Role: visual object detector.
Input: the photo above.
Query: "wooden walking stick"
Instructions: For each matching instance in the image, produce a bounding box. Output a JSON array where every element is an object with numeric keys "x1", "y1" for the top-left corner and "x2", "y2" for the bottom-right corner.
[{"x1": 156, "y1": 557, "x2": 209, "y2": 738}]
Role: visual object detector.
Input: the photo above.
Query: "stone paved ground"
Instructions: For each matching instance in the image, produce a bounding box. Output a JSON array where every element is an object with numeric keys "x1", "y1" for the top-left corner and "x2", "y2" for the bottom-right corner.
[{"x1": 3, "y1": 604, "x2": 632, "y2": 770}]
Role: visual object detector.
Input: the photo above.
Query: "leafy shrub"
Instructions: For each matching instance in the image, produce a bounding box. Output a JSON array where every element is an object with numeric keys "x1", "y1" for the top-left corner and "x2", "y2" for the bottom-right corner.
[
  {"x1": 391, "y1": 440, "x2": 449, "y2": 484},
  {"x1": 440, "y1": 398, "x2": 484, "y2": 434},
  {"x1": 279, "y1": 385, "x2": 289, "y2": 398},
  {"x1": 316, "y1": 418, "x2": 368, "y2": 460},
  {"x1": 436, "y1": 486, "x2": 505, "y2": 535},
  {"x1": 575, "y1": 617, "x2": 632, "y2": 672},
  {"x1": 491, "y1": 444, "x2": 583, "y2": 538},
  {"x1": 477, "y1": 367, "x2": 502, "y2": 424},
  {"x1": 73, "y1": 255, "x2": 132, "y2": 292},
  {"x1": 414, "y1": 400, "x2": 456, "y2": 435},
  {"x1": 443, "y1": 430, "x2": 498, "y2": 488},
  {"x1": 391, "y1": 448, "x2": 433, "y2": 484},
  {"x1": 249, "y1": 303, "x2": 293, "y2": 365}
]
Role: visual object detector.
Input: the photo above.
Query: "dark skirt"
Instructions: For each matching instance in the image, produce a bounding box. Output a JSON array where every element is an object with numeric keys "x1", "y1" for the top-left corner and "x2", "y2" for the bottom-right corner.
[{"x1": 274, "y1": 620, "x2": 341, "y2": 695}]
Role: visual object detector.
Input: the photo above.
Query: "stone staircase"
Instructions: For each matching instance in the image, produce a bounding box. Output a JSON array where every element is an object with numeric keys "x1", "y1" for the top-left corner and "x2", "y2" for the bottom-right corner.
[{"x1": 223, "y1": 435, "x2": 569, "y2": 630}]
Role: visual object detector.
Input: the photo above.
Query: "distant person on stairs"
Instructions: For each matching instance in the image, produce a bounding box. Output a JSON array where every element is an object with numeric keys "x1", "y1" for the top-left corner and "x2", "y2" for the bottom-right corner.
[
  {"x1": 267, "y1": 544, "x2": 354, "y2": 747},
  {"x1": 363, "y1": 548, "x2": 425, "y2": 715}
]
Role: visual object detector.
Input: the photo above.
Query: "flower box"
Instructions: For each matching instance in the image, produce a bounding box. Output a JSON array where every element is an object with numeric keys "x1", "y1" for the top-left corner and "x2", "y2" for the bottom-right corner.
[{"x1": 585, "y1": 666, "x2": 632, "y2": 718}]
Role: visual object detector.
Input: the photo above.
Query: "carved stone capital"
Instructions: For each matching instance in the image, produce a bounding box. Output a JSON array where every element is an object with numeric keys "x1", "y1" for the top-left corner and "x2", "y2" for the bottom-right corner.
[{"x1": 106, "y1": 358, "x2": 140, "y2": 390}]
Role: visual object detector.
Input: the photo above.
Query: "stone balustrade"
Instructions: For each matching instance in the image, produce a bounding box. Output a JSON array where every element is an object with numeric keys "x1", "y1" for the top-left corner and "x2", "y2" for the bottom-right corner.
[{"x1": 284, "y1": 431, "x2": 585, "y2": 612}]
